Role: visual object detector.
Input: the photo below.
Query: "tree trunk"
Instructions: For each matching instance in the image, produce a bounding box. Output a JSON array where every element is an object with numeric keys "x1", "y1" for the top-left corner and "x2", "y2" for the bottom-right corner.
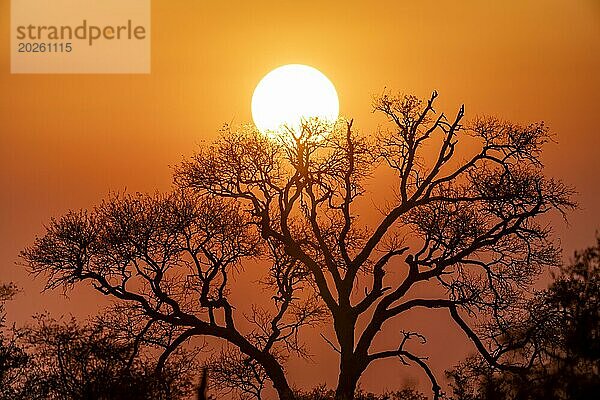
[
  {"x1": 334, "y1": 310, "x2": 361, "y2": 400},
  {"x1": 261, "y1": 355, "x2": 296, "y2": 400},
  {"x1": 335, "y1": 362, "x2": 361, "y2": 400},
  {"x1": 273, "y1": 381, "x2": 296, "y2": 400}
]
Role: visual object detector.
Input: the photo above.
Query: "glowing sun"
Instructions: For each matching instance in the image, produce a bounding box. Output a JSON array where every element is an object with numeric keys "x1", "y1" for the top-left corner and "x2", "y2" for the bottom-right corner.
[{"x1": 251, "y1": 64, "x2": 339, "y2": 136}]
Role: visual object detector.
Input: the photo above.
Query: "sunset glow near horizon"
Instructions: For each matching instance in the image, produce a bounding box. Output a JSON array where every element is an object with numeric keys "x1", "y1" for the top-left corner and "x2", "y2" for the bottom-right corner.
[{"x1": 251, "y1": 64, "x2": 339, "y2": 137}]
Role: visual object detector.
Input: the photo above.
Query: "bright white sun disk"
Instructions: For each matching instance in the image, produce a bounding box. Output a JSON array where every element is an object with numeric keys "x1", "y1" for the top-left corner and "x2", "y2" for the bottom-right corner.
[{"x1": 251, "y1": 64, "x2": 339, "y2": 136}]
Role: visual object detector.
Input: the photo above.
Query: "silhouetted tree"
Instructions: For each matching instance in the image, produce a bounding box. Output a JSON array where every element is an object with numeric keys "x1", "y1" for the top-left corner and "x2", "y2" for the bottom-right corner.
[
  {"x1": 2, "y1": 282, "x2": 200, "y2": 399},
  {"x1": 9, "y1": 314, "x2": 198, "y2": 400},
  {"x1": 22, "y1": 91, "x2": 575, "y2": 400},
  {"x1": 294, "y1": 384, "x2": 428, "y2": 400},
  {"x1": 204, "y1": 346, "x2": 269, "y2": 399},
  {"x1": 0, "y1": 283, "x2": 19, "y2": 323},
  {"x1": 0, "y1": 283, "x2": 28, "y2": 400},
  {"x1": 446, "y1": 235, "x2": 600, "y2": 399}
]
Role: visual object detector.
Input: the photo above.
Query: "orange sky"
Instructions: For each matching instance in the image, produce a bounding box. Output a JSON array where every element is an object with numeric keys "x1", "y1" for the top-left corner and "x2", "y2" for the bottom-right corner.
[{"x1": 1, "y1": 0, "x2": 599, "y2": 395}]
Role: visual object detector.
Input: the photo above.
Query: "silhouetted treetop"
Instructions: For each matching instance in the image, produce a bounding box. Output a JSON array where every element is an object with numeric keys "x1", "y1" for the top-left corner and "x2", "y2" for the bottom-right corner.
[{"x1": 22, "y1": 91, "x2": 575, "y2": 400}]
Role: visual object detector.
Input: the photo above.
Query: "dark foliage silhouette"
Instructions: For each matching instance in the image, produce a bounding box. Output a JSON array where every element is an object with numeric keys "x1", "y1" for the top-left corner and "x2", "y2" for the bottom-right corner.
[
  {"x1": 446, "y1": 235, "x2": 600, "y2": 400},
  {"x1": 21, "y1": 91, "x2": 575, "y2": 399},
  {"x1": 294, "y1": 384, "x2": 427, "y2": 400},
  {"x1": 0, "y1": 283, "x2": 28, "y2": 400},
  {"x1": 0, "y1": 310, "x2": 198, "y2": 400}
]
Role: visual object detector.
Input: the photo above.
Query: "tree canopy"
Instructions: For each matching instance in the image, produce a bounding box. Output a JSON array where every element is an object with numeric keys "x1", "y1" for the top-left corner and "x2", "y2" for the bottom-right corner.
[
  {"x1": 21, "y1": 91, "x2": 575, "y2": 400},
  {"x1": 447, "y1": 235, "x2": 600, "y2": 400}
]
